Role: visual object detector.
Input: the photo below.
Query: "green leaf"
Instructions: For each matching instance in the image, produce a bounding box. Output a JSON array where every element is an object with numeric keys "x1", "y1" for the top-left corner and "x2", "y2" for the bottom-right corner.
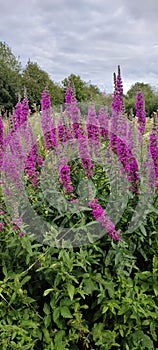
[
  {"x1": 60, "y1": 306, "x2": 73, "y2": 318},
  {"x1": 67, "y1": 284, "x2": 75, "y2": 301},
  {"x1": 132, "y1": 330, "x2": 154, "y2": 349},
  {"x1": 20, "y1": 320, "x2": 38, "y2": 328},
  {"x1": 102, "y1": 306, "x2": 108, "y2": 314},
  {"x1": 44, "y1": 314, "x2": 51, "y2": 328},
  {"x1": 54, "y1": 330, "x2": 66, "y2": 348},
  {"x1": 2, "y1": 265, "x2": 7, "y2": 277},
  {"x1": 20, "y1": 275, "x2": 31, "y2": 286},
  {"x1": 43, "y1": 288, "x2": 53, "y2": 296},
  {"x1": 43, "y1": 303, "x2": 50, "y2": 315},
  {"x1": 42, "y1": 327, "x2": 51, "y2": 344},
  {"x1": 53, "y1": 307, "x2": 60, "y2": 324},
  {"x1": 139, "y1": 224, "x2": 147, "y2": 236},
  {"x1": 153, "y1": 284, "x2": 158, "y2": 296}
]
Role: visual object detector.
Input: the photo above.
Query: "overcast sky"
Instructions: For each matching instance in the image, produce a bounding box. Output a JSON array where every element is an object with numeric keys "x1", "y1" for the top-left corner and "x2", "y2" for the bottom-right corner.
[{"x1": 1, "y1": 0, "x2": 158, "y2": 94}]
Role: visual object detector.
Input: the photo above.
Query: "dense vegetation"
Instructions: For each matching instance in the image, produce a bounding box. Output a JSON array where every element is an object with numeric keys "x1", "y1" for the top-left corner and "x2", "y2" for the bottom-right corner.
[{"x1": 0, "y1": 57, "x2": 158, "y2": 350}]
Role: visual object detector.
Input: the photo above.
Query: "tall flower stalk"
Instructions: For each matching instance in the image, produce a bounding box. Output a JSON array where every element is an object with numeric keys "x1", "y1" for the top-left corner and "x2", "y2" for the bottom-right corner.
[
  {"x1": 87, "y1": 103, "x2": 101, "y2": 158},
  {"x1": 78, "y1": 133, "x2": 94, "y2": 178},
  {"x1": 65, "y1": 82, "x2": 83, "y2": 138},
  {"x1": 41, "y1": 89, "x2": 57, "y2": 150},
  {"x1": 89, "y1": 198, "x2": 121, "y2": 240},
  {"x1": 0, "y1": 116, "x2": 5, "y2": 168},
  {"x1": 149, "y1": 112, "x2": 158, "y2": 185},
  {"x1": 136, "y1": 88, "x2": 146, "y2": 136},
  {"x1": 98, "y1": 107, "x2": 109, "y2": 140},
  {"x1": 110, "y1": 66, "x2": 140, "y2": 193}
]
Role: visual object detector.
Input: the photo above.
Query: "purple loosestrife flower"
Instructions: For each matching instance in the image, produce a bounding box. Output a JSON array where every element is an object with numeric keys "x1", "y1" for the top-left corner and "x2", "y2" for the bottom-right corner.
[
  {"x1": 59, "y1": 164, "x2": 74, "y2": 193},
  {"x1": 98, "y1": 107, "x2": 109, "y2": 139},
  {"x1": 41, "y1": 89, "x2": 57, "y2": 149},
  {"x1": 58, "y1": 119, "x2": 66, "y2": 143},
  {"x1": 0, "y1": 116, "x2": 5, "y2": 168},
  {"x1": 14, "y1": 93, "x2": 29, "y2": 131},
  {"x1": 65, "y1": 84, "x2": 73, "y2": 108},
  {"x1": 2, "y1": 128, "x2": 26, "y2": 196},
  {"x1": 112, "y1": 66, "x2": 124, "y2": 116},
  {"x1": 0, "y1": 116, "x2": 4, "y2": 146},
  {"x1": 19, "y1": 231, "x2": 24, "y2": 237},
  {"x1": 65, "y1": 83, "x2": 83, "y2": 138},
  {"x1": 111, "y1": 66, "x2": 124, "y2": 151},
  {"x1": 126, "y1": 152, "x2": 141, "y2": 193},
  {"x1": 149, "y1": 113, "x2": 158, "y2": 185},
  {"x1": 15, "y1": 98, "x2": 22, "y2": 130},
  {"x1": 57, "y1": 118, "x2": 73, "y2": 144},
  {"x1": 116, "y1": 65, "x2": 124, "y2": 115},
  {"x1": 111, "y1": 73, "x2": 119, "y2": 153},
  {"x1": 87, "y1": 104, "x2": 98, "y2": 137},
  {"x1": 87, "y1": 103, "x2": 101, "y2": 157},
  {"x1": 110, "y1": 67, "x2": 140, "y2": 193},
  {"x1": 25, "y1": 143, "x2": 43, "y2": 186},
  {"x1": 110, "y1": 130, "x2": 140, "y2": 193},
  {"x1": 21, "y1": 96, "x2": 29, "y2": 125},
  {"x1": 136, "y1": 89, "x2": 146, "y2": 135},
  {"x1": 116, "y1": 136, "x2": 140, "y2": 193},
  {"x1": 111, "y1": 72, "x2": 118, "y2": 115},
  {"x1": 78, "y1": 134, "x2": 94, "y2": 178},
  {"x1": 89, "y1": 198, "x2": 121, "y2": 240}
]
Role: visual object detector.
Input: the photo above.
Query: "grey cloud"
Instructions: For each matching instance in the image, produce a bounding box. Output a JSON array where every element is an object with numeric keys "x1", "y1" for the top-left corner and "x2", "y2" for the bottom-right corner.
[
  {"x1": 1, "y1": 0, "x2": 158, "y2": 93},
  {"x1": 124, "y1": 0, "x2": 158, "y2": 21}
]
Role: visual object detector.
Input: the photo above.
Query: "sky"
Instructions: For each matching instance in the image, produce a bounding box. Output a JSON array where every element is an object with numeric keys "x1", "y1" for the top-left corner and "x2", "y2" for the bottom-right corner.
[{"x1": 1, "y1": 0, "x2": 158, "y2": 94}]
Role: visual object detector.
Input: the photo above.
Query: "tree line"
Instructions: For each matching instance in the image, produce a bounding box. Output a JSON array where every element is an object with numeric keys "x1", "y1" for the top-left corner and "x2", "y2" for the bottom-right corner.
[{"x1": 1, "y1": 41, "x2": 158, "y2": 117}]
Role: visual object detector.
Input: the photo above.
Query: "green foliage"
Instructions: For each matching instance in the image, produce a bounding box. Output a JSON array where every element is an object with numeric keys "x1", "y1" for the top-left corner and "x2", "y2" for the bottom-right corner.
[
  {"x1": 124, "y1": 82, "x2": 158, "y2": 117},
  {"x1": 0, "y1": 41, "x2": 22, "y2": 112},
  {"x1": 62, "y1": 74, "x2": 90, "y2": 102},
  {"x1": 1, "y1": 179, "x2": 158, "y2": 349},
  {"x1": 62, "y1": 74, "x2": 103, "y2": 104},
  {"x1": 22, "y1": 61, "x2": 64, "y2": 110},
  {"x1": 1, "y1": 42, "x2": 158, "y2": 349}
]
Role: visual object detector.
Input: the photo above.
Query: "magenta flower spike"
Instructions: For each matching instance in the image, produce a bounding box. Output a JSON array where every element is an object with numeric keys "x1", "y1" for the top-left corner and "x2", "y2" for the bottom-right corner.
[
  {"x1": 15, "y1": 98, "x2": 22, "y2": 130},
  {"x1": 87, "y1": 103, "x2": 100, "y2": 157},
  {"x1": 21, "y1": 96, "x2": 29, "y2": 125},
  {"x1": 0, "y1": 116, "x2": 5, "y2": 168},
  {"x1": 41, "y1": 89, "x2": 57, "y2": 150},
  {"x1": 59, "y1": 164, "x2": 74, "y2": 194},
  {"x1": 89, "y1": 198, "x2": 121, "y2": 240},
  {"x1": 65, "y1": 82, "x2": 83, "y2": 138},
  {"x1": 98, "y1": 107, "x2": 109, "y2": 139},
  {"x1": 136, "y1": 88, "x2": 146, "y2": 135},
  {"x1": 78, "y1": 134, "x2": 94, "y2": 178},
  {"x1": 149, "y1": 113, "x2": 158, "y2": 185}
]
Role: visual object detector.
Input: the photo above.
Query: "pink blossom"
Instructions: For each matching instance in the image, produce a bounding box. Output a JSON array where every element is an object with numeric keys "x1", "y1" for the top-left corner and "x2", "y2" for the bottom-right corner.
[{"x1": 89, "y1": 198, "x2": 121, "y2": 240}]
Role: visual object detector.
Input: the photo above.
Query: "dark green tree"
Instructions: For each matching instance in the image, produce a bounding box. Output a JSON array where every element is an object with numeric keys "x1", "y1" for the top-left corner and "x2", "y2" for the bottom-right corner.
[
  {"x1": 0, "y1": 41, "x2": 22, "y2": 113},
  {"x1": 62, "y1": 74, "x2": 90, "y2": 102},
  {"x1": 124, "y1": 82, "x2": 158, "y2": 117},
  {"x1": 22, "y1": 61, "x2": 64, "y2": 110}
]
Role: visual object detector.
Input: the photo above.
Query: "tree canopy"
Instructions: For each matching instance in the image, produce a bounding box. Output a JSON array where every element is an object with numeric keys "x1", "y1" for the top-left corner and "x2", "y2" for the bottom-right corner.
[
  {"x1": 124, "y1": 82, "x2": 158, "y2": 117},
  {"x1": 22, "y1": 60, "x2": 65, "y2": 110},
  {"x1": 0, "y1": 42, "x2": 22, "y2": 112}
]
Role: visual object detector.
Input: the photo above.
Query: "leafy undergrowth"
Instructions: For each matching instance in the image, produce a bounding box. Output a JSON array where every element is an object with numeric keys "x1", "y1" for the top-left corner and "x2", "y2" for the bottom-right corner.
[{"x1": 0, "y1": 189, "x2": 158, "y2": 349}]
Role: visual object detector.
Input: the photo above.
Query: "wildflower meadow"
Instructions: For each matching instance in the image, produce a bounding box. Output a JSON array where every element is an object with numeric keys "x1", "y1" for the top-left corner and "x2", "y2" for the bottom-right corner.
[{"x1": 0, "y1": 66, "x2": 158, "y2": 349}]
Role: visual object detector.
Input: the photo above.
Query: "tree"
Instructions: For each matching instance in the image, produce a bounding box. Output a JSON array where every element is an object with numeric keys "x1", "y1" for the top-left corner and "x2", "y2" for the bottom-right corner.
[
  {"x1": 62, "y1": 74, "x2": 90, "y2": 102},
  {"x1": 22, "y1": 61, "x2": 64, "y2": 110},
  {"x1": 124, "y1": 82, "x2": 158, "y2": 117},
  {"x1": 0, "y1": 41, "x2": 22, "y2": 113}
]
